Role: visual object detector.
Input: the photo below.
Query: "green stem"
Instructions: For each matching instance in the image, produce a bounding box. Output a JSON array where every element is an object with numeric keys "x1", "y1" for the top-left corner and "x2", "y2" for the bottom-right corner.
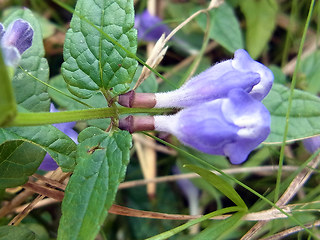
[
  {"x1": 5, "y1": 107, "x2": 172, "y2": 127},
  {"x1": 274, "y1": 0, "x2": 315, "y2": 203}
]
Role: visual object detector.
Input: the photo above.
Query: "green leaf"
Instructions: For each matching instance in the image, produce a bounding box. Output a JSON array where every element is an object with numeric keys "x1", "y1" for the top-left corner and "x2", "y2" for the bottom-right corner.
[
  {"x1": 0, "y1": 225, "x2": 38, "y2": 240},
  {"x1": 4, "y1": 8, "x2": 50, "y2": 112},
  {"x1": 185, "y1": 164, "x2": 247, "y2": 209},
  {"x1": 300, "y1": 50, "x2": 320, "y2": 94},
  {"x1": 240, "y1": 0, "x2": 278, "y2": 59},
  {"x1": 263, "y1": 83, "x2": 320, "y2": 143},
  {"x1": 57, "y1": 128, "x2": 132, "y2": 240},
  {"x1": 194, "y1": 211, "x2": 245, "y2": 240},
  {"x1": 269, "y1": 65, "x2": 287, "y2": 85},
  {"x1": 62, "y1": 0, "x2": 138, "y2": 98},
  {"x1": 0, "y1": 140, "x2": 45, "y2": 188},
  {"x1": 48, "y1": 75, "x2": 110, "y2": 129},
  {"x1": 146, "y1": 206, "x2": 242, "y2": 240},
  {"x1": 196, "y1": 3, "x2": 244, "y2": 52},
  {"x1": 0, "y1": 122, "x2": 76, "y2": 172},
  {"x1": 0, "y1": 50, "x2": 16, "y2": 127}
]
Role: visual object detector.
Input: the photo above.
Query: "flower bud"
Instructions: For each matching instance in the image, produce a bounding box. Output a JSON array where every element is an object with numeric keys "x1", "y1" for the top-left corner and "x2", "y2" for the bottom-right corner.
[
  {"x1": 135, "y1": 10, "x2": 170, "y2": 42},
  {"x1": 154, "y1": 89, "x2": 271, "y2": 164},
  {"x1": 155, "y1": 49, "x2": 273, "y2": 108},
  {"x1": 0, "y1": 19, "x2": 33, "y2": 67}
]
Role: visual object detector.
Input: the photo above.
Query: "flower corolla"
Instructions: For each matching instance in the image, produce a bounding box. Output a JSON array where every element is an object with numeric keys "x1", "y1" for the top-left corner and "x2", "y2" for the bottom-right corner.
[
  {"x1": 154, "y1": 89, "x2": 271, "y2": 164},
  {"x1": 0, "y1": 19, "x2": 33, "y2": 67},
  {"x1": 155, "y1": 49, "x2": 274, "y2": 108}
]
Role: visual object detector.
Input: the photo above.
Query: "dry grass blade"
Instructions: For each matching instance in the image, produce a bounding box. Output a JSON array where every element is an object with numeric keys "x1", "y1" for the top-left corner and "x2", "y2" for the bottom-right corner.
[
  {"x1": 133, "y1": 0, "x2": 224, "y2": 90},
  {"x1": 3, "y1": 168, "x2": 70, "y2": 224},
  {"x1": 8, "y1": 195, "x2": 46, "y2": 226},
  {"x1": 241, "y1": 155, "x2": 320, "y2": 240},
  {"x1": 118, "y1": 165, "x2": 298, "y2": 189},
  {"x1": 260, "y1": 220, "x2": 320, "y2": 240},
  {"x1": 133, "y1": 34, "x2": 168, "y2": 90}
]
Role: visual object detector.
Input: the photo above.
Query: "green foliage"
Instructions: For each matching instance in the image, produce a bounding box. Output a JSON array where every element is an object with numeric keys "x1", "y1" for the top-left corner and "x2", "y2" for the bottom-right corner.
[
  {"x1": 240, "y1": 0, "x2": 278, "y2": 58},
  {"x1": 48, "y1": 75, "x2": 111, "y2": 129},
  {"x1": 0, "y1": 140, "x2": 45, "y2": 188},
  {"x1": 57, "y1": 128, "x2": 132, "y2": 240},
  {"x1": 185, "y1": 165, "x2": 247, "y2": 209},
  {"x1": 197, "y1": 2, "x2": 244, "y2": 52},
  {"x1": 1, "y1": 0, "x2": 320, "y2": 239},
  {"x1": 61, "y1": 0, "x2": 138, "y2": 98},
  {"x1": 4, "y1": 8, "x2": 50, "y2": 112},
  {"x1": 0, "y1": 225, "x2": 38, "y2": 240},
  {"x1": 0, "y1": 123, "x2": 77, "y2": 173},
  {"x1": 0, "y1": 9, "x2": 58, "y2": 187},
  {"x1": 194, "y1": 211, "x2": 245, "y2": 240},
  {"x1": 264, "y1": 83, "x2": 320, "y2": 143}
]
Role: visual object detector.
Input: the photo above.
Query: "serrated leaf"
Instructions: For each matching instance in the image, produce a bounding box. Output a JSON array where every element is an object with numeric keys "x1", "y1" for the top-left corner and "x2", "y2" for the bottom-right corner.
[
  {"x1": 185, "y1": 164, "x2": 247, "y2": 209},
  {"x1": 196, "y1": 3, "x2": 244, "y2": 52},
  {"x1": 57, "y1": 128, "x2": 132, "y2": 240},
  {"x1": 4, "y1": 8, "x2": 50, "y2": 112},
  {"x1": 0, "y1": 225, "x2": 38, "y2": 240},
  {"x1": 240, "y1": 0, "x2": 278, "y2": 59},
  {"x1": 0, "y1": 50, "x2": 16, "y2": 127},
  {"x1": 48, "y1": 75, "x2": 110, "y2": 129},
  {"x1": 62, "y1": 0, "x2": 138, "y2": 98},
  {"x1": 263, "y1": 83, "x2": 320, "y2": 143},
  {"x1": 0, "y1": 121, "x2": 76, "y2": 172},
  {"x1": 0, "y1": 140, "x2": 45, "y2": 188}
]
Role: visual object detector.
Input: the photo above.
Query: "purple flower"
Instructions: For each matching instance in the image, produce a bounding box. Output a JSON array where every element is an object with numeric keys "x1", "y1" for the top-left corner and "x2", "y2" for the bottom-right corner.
[
  {"x1": 303, "y1": 136, "x2": 320, "y2": 154},
  {"x1": 154, "y1": 89, "x2": 271, "y2": 164},
  {"x1": 135, "y1": 10, "x2": 170, "y2": 42},
  {"x1": 38, "y1": 104, "x2": 78, "y2": 171},
  {"x1": 155, "y1": 49, "x2": 274, "y2": 108},
  {"x1": 0, "y1": 19, "x2": 33, "y2": 67}
]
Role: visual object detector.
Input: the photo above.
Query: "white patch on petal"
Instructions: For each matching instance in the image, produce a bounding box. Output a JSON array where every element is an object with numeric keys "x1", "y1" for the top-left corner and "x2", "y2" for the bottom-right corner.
[{"x1": 234, "y1": 114, "x2": 262, "y2": 138}]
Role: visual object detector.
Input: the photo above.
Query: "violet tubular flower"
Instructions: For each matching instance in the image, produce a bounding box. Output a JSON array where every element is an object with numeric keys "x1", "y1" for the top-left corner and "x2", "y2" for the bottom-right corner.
[
  {"x1": 38, "y1": 104, "x2": 78, "y2": 171},
  {"x1": 0, "y1": 19, "x2": 33, "y2": 67},
  {"x1": 135, "y1": 10, "x2": 171, "y2": 42},
  {"x1": 154, "y1": 49, "x2": 273, "y2": 108},
  {"x1": 154, "y1": 89, "x2": 271, "y2": 164}
]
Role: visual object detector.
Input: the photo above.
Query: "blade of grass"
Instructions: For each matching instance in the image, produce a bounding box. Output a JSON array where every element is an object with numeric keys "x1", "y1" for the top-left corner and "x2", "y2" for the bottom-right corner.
[
  {"x1": 185, "y1": 164, "x2": 247, "y2": 209},
  {"x1": 142, "y1": 132, "x2": 319, "y2": 239},
  {"x1": 274, "y1": 0, "x2": 316, "y2": 203},
  {"x1": 145, "y1": 206, "x2": 243, "y2": 240}
]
